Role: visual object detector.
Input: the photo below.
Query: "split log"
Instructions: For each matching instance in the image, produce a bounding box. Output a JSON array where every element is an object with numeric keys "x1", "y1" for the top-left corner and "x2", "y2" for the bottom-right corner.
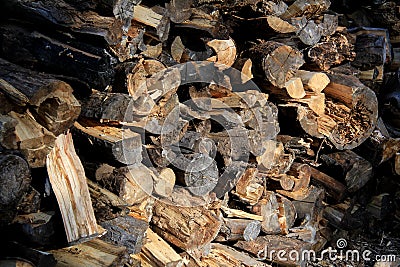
[
  {"x1": 320, "y1": 150, "x2": 373, "y2": 192},
  {"x1": 212, "y1": 161, "x2": 248, "y2": 199},
  {"x1": 133, "y1": 228, "x2": 184, "y2": 266},
  {"x1": 152, "y1": 167, "x2": 176, "y2": 198},
  {"x1": 206, "y1": 38, "x2": 237, "y2": 67},
  {"x1": 7, "y1": 111, "x2": 56, "y2": 168},
  {"x1": 132, "y1": 5, "x2": 170, "y2": 41},
  {"x1": 87, "y1": 179, "x2": 129, "y2": 222},
  {"x1": 0, "y1": 153, "x2": 31, "y2": 227},
  {"x1": 0, "y1": 23, "x2": 114, "y2": 91},
  {"x1": 152, "y1": 201, "x2": 221, "y2": 251},
  {"x1": 0, "y1": 59, "x2": 81, "y2": 135},
  {"x1": 284, "y1": 77, "x2": 306, "y2": 99},
  {"x1": 216, "y1": 218, "x2": 261, "y2": 242},
  {"x1": 96, "y1": 164, "x2": 154, "y2": 206},
  {"x1": 396, "y1": 153, "x2": 400, "y2": 176},
  {"x1": 100, "y1": 216, "x2": 148, "y2": 254},
  {"x1": 323, "y1": 200, "x2": 365, "y2": 230},
  {"x1": 233, "y1": 167, "x2": 264, "y2": 205},
  {"x1": 291, "y1": 17, "x2": 322, "y2": 46},
  {"x1": 16, "y1": 185, "x2": 41, "y2": 215},
  {"x1": 73, "y1": 119, "x2": 142, "y2": 165},
  {"x1": 235, "y1": 235, "x2": 312, "y2": 266},
  {"x1": 50, "y1": 238, "x2": 129, "y2": 267},
  {"x1": 319, "y1": 74, "x2": 378, "y2": 149},
  {"x1": 1, "y1": 242, "x2": 56, "y2": 267},
  {"x1": 46, "y1": 132, "x2": 99, "y2": 244},
  {"x1": 307, "y1": 33, "x2": 355, "y2": 71},
  {"x1": 201, "y1": 243, "x2": 269, "y2": 267},
  {"x1": 295, "y1": 70, "x2": 330, "y2": 93},
  {"x1": 253, "y1": 191, "x2": 280, "y2": 234},
  {"x1": 248, "y1": 41, "x2": 305, "y2": 88}
]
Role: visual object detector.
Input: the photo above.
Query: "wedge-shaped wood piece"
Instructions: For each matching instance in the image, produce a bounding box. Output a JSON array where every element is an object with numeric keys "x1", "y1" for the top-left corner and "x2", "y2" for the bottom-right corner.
[
  {"x1": 207, "y1": 38, "x2": 237, "y2": 67},
  {"x1": 46, "y1": 132, "x2": 99, "y2": 244},
  {"x1": 133, "y1": 229, "x2": 183, "y2": 266},
  {"x1": 152, "y1": 201, "x2": 221, "y2": 251},
  {"x1": 296, "y1": 70, "x2": 330, "y2": 93},
  {"x1": 267, "y1": 15, "x2": 296, "y2": 33},
  {"x1": 50, "y1": 238, "x2": 129, "y2": 267},
  {"x1": 284, "y1": 77, "x2": 306, "y2": 99},
  {"x1": 73, "y1": 120, "x2": 142, "y2": 165},
  {"x1": 234, "y1": 168, "x2": 264, "y2": 205},
  {"x1": 0, "y1": 59, "x2": 81, "y2": 135},
  {"x1": 8, "y1": 111, "x2": 56, "y2": 168}
]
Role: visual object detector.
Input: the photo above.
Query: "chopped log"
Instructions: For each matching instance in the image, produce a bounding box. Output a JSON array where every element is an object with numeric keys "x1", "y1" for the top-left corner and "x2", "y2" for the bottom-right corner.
[
  {"x1": 234, "y1": 235, "x2": 312, "y2": 266},
  {"x1": 296, "y1": 70, "x2": 330, "y2": 93},
  {"x1": 87, "y1": 179, "x2": 129, "y2": 222},
  {"x1": 7, "y1": 111, "x2": 56, "y2": 168},
  {"x1": 1, "y1": 241, "x2": 56, "y2": 267},
  {"x1": 80, "y1": 91, "x2": 150, "y2": 122},
  {"x1": 267, "y1": 15, "x2": 296, "y2": 33},
  {"x1": 307, "y1": 33, "x2": 355, "y2": 71},
  {"x1": 234, "y1": 167, "x2": 264, "y2": 205},
  {"x1": 319, "y1": 14, "x2": 338, "y2": 37},
  {"x1": 290, "y1": 186, "x2": 324, "y2": 224},
  {"x1": 323, "y1": 200, "x2": 365, "y2": 230},
  {"x1": 0, "y1": 23, "x2": 114, "y2": 91},
  {"x1": 0, "y1": 153, "x2": 31, "y2": 227},
  {"x1": 50, "y1": 238, "x2": 129, "y2": 267},
  {"x1": 216, "y1": 218, "x2": 261, "y2": 242},
  {"x1": 132, "y1": 5, "x2": 170, "y2": 41},
  {"x1": 152, "y1": 201, "x2": 221, "y2": 251},
  {"x1": 248, "y1": 41, "x2": 305, "y2": 88},
  {"x1": 276, "y1": 195, "x2": 297, "y2": 235},
  {"x1": 100, "y1": 216, "x2": 148, "y2": 254},
  {"x1": 206, "y1": 38, "x2": 237, "y2": 67},
  {"x1": 201, "y1": 243, "x2": 269, "y2": 267},
  {"x1": 73, "y1": 119, "x2": 142, "y2": 165},
  {"x1": 152, "y1": 167, "x2": 176, "y2": 198},
  {"x1": 134, "y1": 228, "x2": 184, "y2": 266},
  {"x1": 177, "y1": 8, "x2": 229, "y2": 39},
  {"x1": 166, "y1": 0, "x2": 192, "y2": 24},
  {"x1": 281, "y1": 0, "x2": 331, "y2": 19},
  {"x1": 96, "y1": 164, "x2": 154, "y2": 206},
  {"x1": 321, "y1": 74, "x2": 378, "y2": 149},
  {"x1": 310, "y1": 166, "x2": 347, "y2": 202},
  {"x1": 291, "y1": 17, "x2": 322, "y2": 46},
  {"x1": 16, "y1": 185, "x2": 41, "y2": 215},
  {"x1": 284, "y1": 77, "x2": 306, "y2": 99},
  {"x1": 183, "y1": 154, "x2": 219, "y2": 196},
  {"x1": 320, "y1": 150, "x2": 373, "y2": 193},
  {"x1": 46, "y1": 132, "x2": 99, "y2": 244},
  {"x1": 0, "y1": 59, "x2": 81, "y2": 135}
]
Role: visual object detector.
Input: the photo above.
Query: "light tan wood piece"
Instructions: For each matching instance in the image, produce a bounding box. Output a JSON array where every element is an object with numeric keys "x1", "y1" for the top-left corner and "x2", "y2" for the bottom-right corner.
[{"x1": 46, "y1": 132, "x2": 99, "y2": 244}]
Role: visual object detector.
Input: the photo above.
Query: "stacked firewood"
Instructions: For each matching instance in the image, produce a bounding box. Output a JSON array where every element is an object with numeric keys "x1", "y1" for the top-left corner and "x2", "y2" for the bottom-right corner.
[{"x1": 0, "y1": 0, "x2": 400, "y2": 266}]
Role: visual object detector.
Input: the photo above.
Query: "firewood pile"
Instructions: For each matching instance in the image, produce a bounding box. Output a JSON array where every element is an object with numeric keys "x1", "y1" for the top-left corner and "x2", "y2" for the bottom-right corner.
[{"x1": 0, "y1": 0, "x2": 400, "y2": 266}]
